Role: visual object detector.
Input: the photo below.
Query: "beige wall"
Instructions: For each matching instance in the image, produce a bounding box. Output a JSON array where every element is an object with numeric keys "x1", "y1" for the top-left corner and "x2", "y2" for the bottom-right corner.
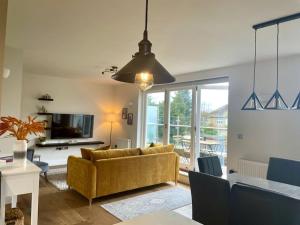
[
  {"x1": 0, "y1": 0, "x2": 8, "y2": 111},
  {"x1": 175, "y1": 55, "x2": 300, "y2": 171},
  {"x1": 112, "y1": 85, "x2": 140, "y2": 147},
  {"x1": 21, "y1": 73, "x2": 116, "y2": 145},
  {"x1": 1, "y1": 46, "x2": 23, "y2": 117}
]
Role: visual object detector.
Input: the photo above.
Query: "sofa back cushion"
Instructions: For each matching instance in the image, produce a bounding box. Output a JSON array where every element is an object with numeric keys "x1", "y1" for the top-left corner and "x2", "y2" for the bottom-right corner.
[
  {"x1": 81, "y1": 145, "x2": 111, "y2": 160},
  {"x1": 141, "y1": 144, "x2": 174, "y2": 155},
  {"x1": 90, "y1": 148, "x2": 141, "y2": 162}
]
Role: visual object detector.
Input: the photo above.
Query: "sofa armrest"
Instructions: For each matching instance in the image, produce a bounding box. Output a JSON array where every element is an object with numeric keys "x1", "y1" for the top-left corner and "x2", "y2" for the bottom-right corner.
[{"x1": 67, "y1": 156, "x2": 97, "y2": 200}]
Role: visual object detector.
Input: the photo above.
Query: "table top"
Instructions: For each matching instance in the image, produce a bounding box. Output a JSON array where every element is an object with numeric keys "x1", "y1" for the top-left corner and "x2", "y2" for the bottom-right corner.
[
  {"x1": 0, "y1": 160, "x2": 41, "y2": 177},
  {"x1": 115, "y1": 211, "x2": 203, "y2": 225},
  {"x1": 227, "y1": 173, "x2": 300, "y2": 200}
]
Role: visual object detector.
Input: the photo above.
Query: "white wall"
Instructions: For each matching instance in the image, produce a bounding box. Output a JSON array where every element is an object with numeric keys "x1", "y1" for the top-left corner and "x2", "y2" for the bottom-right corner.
[
  {"x1": 0, "y1": 46, "x2": 23, "y2": 155},
  {"x1": 175, "y1": 55, "x2": 300, "y2": 171},
  {"x1": 21, "y1": 73, "x2": 116, "y2": 145},
  {"x1": 1, "y1": 46, "x2": 23, "y2": 117},
  {"x1": 112, "y1": 84, "x2": 140, "y2": 147}
]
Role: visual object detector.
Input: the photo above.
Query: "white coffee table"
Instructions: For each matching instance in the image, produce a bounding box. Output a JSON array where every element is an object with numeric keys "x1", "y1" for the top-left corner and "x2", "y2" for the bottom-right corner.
[{"x1": 115, "y1": 211, "x2": 203, "y2": 225}]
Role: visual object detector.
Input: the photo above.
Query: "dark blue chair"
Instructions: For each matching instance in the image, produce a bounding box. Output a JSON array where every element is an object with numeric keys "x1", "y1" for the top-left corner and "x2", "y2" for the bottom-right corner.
[
  {"x1": 189, "y1": 171, "x2": 230, "y2": 225},
  {"x1": 267, "y1": 157, "x2": 300, "y2": 187},
  {"x1": 27, "y1": 148, "x2": 49, "y2": 181},
  {"x1": 198, "y1": 156, "x2": 223, "y2": 177},
  {"x1": 230, "y1": 184, "x2": 300, "y2": 225}
]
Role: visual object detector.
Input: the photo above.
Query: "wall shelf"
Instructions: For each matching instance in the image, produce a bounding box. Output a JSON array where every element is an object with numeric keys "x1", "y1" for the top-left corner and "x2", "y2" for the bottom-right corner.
[
  {"x1": 38, "y1": 98, "x2": 54, "y2": 101},
  {"x1": 37, "y1": 112, "x2": 53, "y2": 115},
  {"x1": 36, "y1": 141, "x2": 104, "y2": 148}
]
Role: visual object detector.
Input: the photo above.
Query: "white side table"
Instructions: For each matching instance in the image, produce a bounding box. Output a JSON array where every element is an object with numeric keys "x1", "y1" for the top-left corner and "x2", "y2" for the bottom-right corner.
[{"x1": 0, "y1": 161, "x2": 41, "y2": 225}]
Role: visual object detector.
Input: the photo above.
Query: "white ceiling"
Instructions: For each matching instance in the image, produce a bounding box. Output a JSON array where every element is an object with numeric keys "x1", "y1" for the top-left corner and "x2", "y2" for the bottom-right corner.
[{"x1": 5, "y1": 0, "x2": 300, "y2": 84}]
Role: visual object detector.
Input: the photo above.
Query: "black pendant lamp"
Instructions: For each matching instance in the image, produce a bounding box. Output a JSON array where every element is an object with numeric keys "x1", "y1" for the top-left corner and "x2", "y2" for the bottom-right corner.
[
  {"x1": 112, "y1": 0, "x2": 175, "y2": 91},
  {"x1": 264, "y1": 24, "x2": 289, "y2": 110},
  {"x1": 241, "y1": 30, "x2": 264, "y2": 110}
]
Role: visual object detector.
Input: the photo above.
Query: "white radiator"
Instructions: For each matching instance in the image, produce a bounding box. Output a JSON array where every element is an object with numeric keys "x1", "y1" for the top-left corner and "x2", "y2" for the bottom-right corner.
[
  {"x1": 238, "y1": 159, "x2": 268, "y2": 178},
  {"x1": 116, "y1": 138, "x2": 132, "y2": 149}
]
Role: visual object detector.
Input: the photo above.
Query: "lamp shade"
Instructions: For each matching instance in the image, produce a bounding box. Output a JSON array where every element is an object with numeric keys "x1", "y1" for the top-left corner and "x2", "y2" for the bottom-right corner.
[
  {"x1": 112, "y1": 53, "x2": 175, "y2": 85},
  {"x1": 264, "y1": 90, "x2": 289, "y2": 110},
  {"x1": 291, "y1": 91, "x2": 300, "y2": 110},
  {"x1": 241, "y1": 92, "x2": 264, "y2": 110}
]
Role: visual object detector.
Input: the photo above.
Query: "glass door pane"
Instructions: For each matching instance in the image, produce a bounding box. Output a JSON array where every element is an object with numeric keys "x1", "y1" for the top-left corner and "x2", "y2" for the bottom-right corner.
[
  {"x1": 145, "y1": 92, "x2": 165, "y2": 146},
  {"x1": 168, "y1": 89, "x2": 194, "y2": 171},
  {"x1": 199, "y1": 84, "x2": 228, "y2": 169}
]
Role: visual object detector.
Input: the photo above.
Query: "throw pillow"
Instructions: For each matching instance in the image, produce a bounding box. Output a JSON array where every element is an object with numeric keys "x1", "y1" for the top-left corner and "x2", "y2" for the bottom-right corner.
[{"x1": 141, "y1": 144, "x2": 174, "y2": 155}]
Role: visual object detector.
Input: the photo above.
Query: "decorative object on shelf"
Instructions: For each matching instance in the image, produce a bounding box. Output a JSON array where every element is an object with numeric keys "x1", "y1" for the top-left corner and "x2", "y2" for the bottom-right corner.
[
  {"x1": 127, "y1": 113, "x2": 133, "y2": 125},
  {"x1": 241, "y1": 30, "x2": 264, "y2": 110},
  {"x1": 0, "y1": 116, "x2": 45, "y2": 165},
  {"x1": 101, "y1": 66, "x2": 118, "y2": 75},
  {"x1": 122, "y1": 108, "x2": 128, "y2": 119},
  {"x1": 243, "y1": 12, "x2": 300, "y2": 111},
  {"x1": 39, "y1": 105, "x2": 47, "y2": 113},
  {"x1": 264, "y1": 24, "x2": 288, "y2": 110},
  {"x1": 111, "y1": 0, "x2": 175, "y2": 91},
  {"x1": 38, "y1": 93, "x2": 53, "y2": 101}
]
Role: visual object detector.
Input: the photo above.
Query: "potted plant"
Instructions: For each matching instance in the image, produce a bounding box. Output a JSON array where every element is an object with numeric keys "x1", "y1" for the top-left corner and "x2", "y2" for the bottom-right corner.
[{"x1": 0, "y1": 116, "x2": 45, "y2": 165}]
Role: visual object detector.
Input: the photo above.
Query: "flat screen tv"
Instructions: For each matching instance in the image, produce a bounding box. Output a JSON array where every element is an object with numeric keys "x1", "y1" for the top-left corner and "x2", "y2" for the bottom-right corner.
[{"x1": 51, "y1": 113, "x2": 94, "y2": 139}]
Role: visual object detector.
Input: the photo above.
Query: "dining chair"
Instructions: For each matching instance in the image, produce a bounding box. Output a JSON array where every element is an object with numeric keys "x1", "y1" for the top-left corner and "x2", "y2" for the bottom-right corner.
[
  {"x1": 197, "y1": 156, "x2": 223, "y2": 177},
  {"x1": 267, "y1": 157, "x2": 300, "y2": 187},
  {"x1": 189, "y1": 171, "x2": 230, "y2": 225},
  {"x1": 230, "y1": 183, "x2": 300, "y2": 225}
]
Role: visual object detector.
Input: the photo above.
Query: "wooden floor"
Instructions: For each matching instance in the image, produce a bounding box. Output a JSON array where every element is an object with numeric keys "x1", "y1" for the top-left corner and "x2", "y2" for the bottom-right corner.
[{"x1": 17, "y1": 177, "x2": 183, "y2": 225}]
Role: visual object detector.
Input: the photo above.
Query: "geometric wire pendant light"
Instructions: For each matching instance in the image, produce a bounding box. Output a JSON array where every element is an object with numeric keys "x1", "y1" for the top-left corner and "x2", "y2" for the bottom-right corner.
[
  {"x1": 264, "y1": 24, "x2": 289, "y2": 110},
  {"x1": 241, "y1": 30, "x2": 264, "y2": 110},
  {"x1": 291, "y1": 92, "x2": 300, "y2": 109},
  {"x1": 112, "y1": 0, "x2": 175, "y2": 91}
]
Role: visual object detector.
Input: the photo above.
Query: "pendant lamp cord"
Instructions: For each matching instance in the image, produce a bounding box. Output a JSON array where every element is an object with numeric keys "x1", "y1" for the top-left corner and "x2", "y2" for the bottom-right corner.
[
  {"x1": 276, "y1": 23, "x2": 279, "y2": 90},
  {"x1": 145, "y1": 0, "x2": 148, "y2": 31},
  {"x1": 253, "y1": 29, "x2": 257, "y2": 92}
]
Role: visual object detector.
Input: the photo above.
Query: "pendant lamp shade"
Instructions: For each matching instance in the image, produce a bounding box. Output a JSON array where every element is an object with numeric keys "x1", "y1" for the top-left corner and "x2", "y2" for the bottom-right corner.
[
  {"x1": 242, "y1": 92, "x2": 264, "y2": 110},
  {"x1": 264, "y1": 90, "x2": 289, "y2": 110},
  {"x1": 291, "y1": 92, "x2": 300, "y2": 110},
  {"x1": 264, "y1": 24, "x2": 288, "y2": 110},
  {"x1": 241, "y1": 30, "x2": 264, "y2": 110},
  {"x1": 112, "y1": 0, "x2": 175, "y2": 91}
]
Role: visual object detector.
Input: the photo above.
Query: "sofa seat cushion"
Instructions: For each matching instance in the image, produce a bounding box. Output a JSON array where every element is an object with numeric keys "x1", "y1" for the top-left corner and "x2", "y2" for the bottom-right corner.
[
  {"x1": 90, "y1": 148, "x2": 141, "y2": 162},
  {"x1": 81, "y1": 145, "x2": 111, "y2": 160},
  {"x1": 141, "y1": 144, "x2": 174, "y2": 155}
]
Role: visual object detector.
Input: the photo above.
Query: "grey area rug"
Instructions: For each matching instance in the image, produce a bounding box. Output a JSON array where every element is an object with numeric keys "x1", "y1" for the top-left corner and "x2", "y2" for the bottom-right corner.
[
  {"x1": 45, "y1": 166, "x2": 68, "y2": 191},
  {"x1": 101, "y1": 187, "x2": 192, "y2": 221}
]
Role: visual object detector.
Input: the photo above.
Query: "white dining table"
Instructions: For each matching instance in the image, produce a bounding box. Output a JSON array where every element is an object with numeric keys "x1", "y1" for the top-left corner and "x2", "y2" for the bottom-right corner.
[{"x1": 226, "y1": 173, "x2": 300, "y2": 200}]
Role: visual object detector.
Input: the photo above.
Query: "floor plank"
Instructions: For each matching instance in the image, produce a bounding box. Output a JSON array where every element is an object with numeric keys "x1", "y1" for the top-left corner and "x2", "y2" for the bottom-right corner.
[{"x1": 17, "y1": 178, "x2": 186, "y2": 225}]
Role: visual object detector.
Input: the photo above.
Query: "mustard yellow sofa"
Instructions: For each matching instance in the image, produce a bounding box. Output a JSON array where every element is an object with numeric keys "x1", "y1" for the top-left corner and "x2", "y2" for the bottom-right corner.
[{"x1": 67, "y1": 145, "x2": 179, "y2": 205}]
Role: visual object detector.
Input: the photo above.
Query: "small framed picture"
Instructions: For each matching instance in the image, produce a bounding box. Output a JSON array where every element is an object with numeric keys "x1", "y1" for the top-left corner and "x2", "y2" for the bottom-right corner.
[
  {"x1": 127, "y1": 113, "x2": 133, "y2": 125},
  {"x1": 122, "y1": 108, "x2": 128, "y2": 119}
]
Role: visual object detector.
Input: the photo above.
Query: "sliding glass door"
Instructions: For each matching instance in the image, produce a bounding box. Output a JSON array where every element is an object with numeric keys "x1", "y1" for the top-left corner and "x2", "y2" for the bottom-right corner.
[
  {"x1": 142, "y1": 80, "x2": 228, "y2": 172},
  {"x1": 144, "y1": 92, "x2": 165, "y2": 146},
  {"x1": 198, "y1": 83, "x2": 228, "y2": 168},
  {"x1": 168, "y1": 88, "x2": 195, "y2": 171}
]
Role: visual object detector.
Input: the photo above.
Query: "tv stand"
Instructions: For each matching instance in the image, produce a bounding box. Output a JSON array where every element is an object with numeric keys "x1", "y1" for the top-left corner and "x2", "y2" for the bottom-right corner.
[{"x1": 36, "y1": 140, "x2": 104, "y2": 148}]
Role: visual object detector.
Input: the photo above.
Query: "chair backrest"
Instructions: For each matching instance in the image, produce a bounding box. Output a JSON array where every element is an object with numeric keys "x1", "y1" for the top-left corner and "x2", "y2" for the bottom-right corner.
[
  {"x1": 267, "y1": 157, "x2": 300, "y2": 187},
  {"x1": 27, "y1": 148, "x2": 34, "y2": 162},
  {"x1": 230, "y1": 184, "x2": 300, "y2": 225},
  {"x1": 198, "y1": 156, "x2": 223, "y2": 177},
  {"x1": 188, "y1": 171, "x2": 230, "y2": 225}
]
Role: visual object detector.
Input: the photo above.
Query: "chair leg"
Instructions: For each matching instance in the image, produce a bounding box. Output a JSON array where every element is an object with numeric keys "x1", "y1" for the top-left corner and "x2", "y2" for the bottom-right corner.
[
  {"x1": 89, "y1": 199, "x2": 92, "y2": 207},
  {"x1": 44, "y1": 172, "x2": 48, "y2": 182}
]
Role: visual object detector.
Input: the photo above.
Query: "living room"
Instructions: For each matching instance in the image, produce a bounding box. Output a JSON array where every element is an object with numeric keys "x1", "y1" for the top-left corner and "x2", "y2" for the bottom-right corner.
[{"x1": 1, "y1": 0, "x2": 300, "y2": 225}]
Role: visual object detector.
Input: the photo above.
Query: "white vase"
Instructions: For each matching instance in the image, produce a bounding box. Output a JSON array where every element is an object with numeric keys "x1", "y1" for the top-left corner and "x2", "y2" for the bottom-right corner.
[{"x1": 13, "y1": 140, "x2": 27, "y2": 165}]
